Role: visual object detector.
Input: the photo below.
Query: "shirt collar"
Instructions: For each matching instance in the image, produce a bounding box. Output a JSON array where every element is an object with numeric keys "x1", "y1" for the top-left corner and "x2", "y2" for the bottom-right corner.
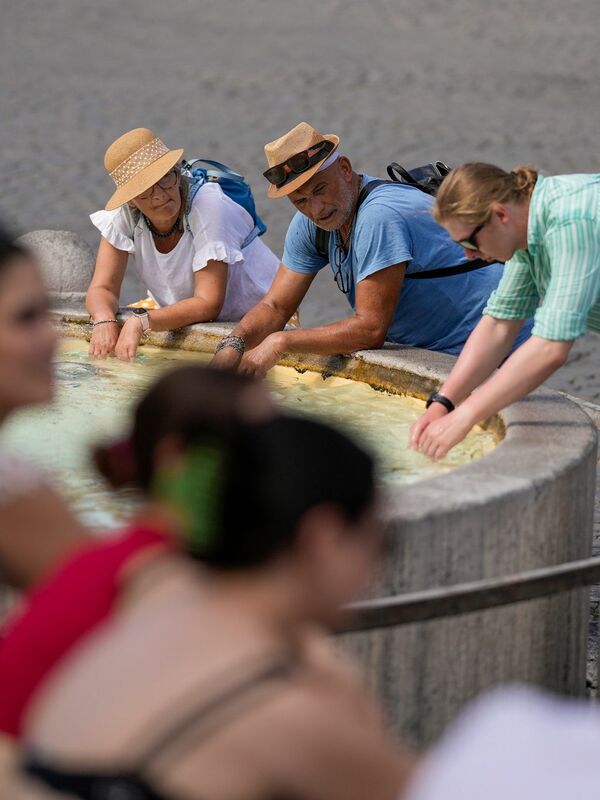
[{"x1": 526, "y1": 175, "x2": 546, "y2": 255}]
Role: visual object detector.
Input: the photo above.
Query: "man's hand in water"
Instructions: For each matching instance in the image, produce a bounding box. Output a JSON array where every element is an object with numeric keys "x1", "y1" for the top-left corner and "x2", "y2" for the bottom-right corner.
[
  {"x1": 414, "y1": 404, "x2": 476, "y2": 461},
  {"x1": 239, "y1": 332, "x2": 286, "y2": 379},
  {"x1": 210, "y1": 346, "x2": 243, "y2": 371},
  {"x1": 114, "y1": 316, "x2": 144, "y2": 362}
]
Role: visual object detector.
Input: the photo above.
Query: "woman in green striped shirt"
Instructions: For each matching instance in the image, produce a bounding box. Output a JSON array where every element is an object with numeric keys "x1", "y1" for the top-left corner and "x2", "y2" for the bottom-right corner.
[{"x1": 410, "y1": 162, "x2": 600, "y2": 460}]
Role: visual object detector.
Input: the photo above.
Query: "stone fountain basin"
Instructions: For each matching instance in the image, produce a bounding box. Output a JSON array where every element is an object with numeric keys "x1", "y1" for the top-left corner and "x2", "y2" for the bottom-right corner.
[{"x1": 55, "y1": 311, "x2": 597, "y2": 746}]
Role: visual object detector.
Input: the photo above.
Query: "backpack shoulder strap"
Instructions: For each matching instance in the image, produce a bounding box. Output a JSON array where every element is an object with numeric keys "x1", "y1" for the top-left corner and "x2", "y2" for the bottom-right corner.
[
  {"x1": 186, "y1": 158, "x2": 244, "y2": 180},
  {"x1": 355, "y1": 179, "x2": 495, "y2": 280},
  {"x1": 314, "y1": 225, "x2": 331, "y2": 260},
  {"x1": 405, "y1": 257, "x2": 494, "y2": 280},
  {"x1": 356, "y1": 178, "x2": 395, "y2": 208}
]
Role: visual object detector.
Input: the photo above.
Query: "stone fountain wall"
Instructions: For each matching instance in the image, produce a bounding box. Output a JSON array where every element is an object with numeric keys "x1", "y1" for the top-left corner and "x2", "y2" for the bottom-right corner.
[{"x1": 34, "y1": 230, "x2": 598, "y2": 746}]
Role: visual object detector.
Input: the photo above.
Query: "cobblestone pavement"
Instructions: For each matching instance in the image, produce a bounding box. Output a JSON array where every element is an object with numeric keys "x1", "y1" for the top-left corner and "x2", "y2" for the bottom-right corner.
[{"x1": 2, "y1": 0, "x2": 600, "y2": 686}]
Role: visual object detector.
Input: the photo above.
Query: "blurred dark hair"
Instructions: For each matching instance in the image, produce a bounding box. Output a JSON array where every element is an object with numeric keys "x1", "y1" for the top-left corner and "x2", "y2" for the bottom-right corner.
[
  {"x1": 95, "y1": 365, "x2": 376, "y2": 569},
  {"x1": 0, "y1": 225, "x2": 28, "y2": 277},
  {"x1": 205, "y1": 415, "x2": 376, "y2": 569}
]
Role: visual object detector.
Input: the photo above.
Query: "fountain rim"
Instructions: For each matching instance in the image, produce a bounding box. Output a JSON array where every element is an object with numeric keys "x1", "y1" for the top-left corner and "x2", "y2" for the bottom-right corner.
[{"x1": 52, "y1": 310, "x2": 598, "y2": 526}]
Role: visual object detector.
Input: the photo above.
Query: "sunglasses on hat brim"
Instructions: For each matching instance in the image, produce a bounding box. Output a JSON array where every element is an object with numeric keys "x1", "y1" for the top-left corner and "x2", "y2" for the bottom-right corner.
[{"x1": 263, "y1": 140, "x2": 335, "y2": 189}]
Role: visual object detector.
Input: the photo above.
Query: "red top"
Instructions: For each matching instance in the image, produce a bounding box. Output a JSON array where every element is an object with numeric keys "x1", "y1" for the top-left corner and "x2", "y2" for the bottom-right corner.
[{"x1": 0, "y1": 524, "x2": 172, "y2": 738}]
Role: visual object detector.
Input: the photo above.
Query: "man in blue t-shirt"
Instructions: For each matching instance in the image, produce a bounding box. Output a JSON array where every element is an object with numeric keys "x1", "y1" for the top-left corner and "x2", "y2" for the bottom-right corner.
[{"x1": 211, "y1": 122, "x2": 531, "y2": 375}]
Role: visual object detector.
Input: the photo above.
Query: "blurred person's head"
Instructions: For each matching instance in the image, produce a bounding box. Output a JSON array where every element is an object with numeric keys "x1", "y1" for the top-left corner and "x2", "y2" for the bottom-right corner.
[
  {"x1": 0, "y1": 227, "x2": 57, "y2": 420},
  {"x1": 263, "y1": 122, "x2": 359, "y2": 232},
  {"x1": 434, "y1": 162, "x2": 538, "y2": 262},
  {"x1": 95, "y1": 365, "x2": 274, "y2": 489},
  {"x1": 97, "y1": 365, "x2": 380, "y2": 624}
]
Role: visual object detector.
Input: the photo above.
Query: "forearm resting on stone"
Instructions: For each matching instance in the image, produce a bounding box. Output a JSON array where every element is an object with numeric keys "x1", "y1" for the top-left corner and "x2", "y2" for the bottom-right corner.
[
  {"x1": 278, "y1": 313, "x2": 386, "y2": 357},
  {"x1": 148, "y1": 297, "x2": 224, "y2": 331},
  {"x1": 229, "y1": 298, "x2": 293, "y2": 351}
]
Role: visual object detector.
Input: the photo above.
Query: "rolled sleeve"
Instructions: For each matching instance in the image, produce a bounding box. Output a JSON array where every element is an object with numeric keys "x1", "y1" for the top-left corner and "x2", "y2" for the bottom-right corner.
[
  {"x1": 90, "y1": 208, "x2": 136, "y2": 254},
  {"x1": 483, "y1": 250, "x2": 539, "y2": 321},
  {"x1": 188, "y1": 183, "x2": 252, "y2": 272},
  {"x1": 531, "y1": 219, "x2": 600, "y2": 340}
]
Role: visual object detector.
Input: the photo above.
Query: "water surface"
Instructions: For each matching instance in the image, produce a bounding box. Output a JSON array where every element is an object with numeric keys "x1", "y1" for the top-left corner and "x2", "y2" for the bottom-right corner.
[{"x1": 1, "y1": 338, "x2": 495, "y2": 528}]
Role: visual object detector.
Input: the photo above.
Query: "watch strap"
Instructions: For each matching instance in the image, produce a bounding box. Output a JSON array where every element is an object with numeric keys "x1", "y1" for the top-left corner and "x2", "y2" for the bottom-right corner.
[{"x1": 426, "y1": 392, "x2": 455, "y2": 413}]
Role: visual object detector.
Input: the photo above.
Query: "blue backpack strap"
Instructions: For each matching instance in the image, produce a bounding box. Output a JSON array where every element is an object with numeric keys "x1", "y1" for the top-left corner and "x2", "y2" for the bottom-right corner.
[
  {"x1": 182, "y1": 159, "x2": 265, "y2": 250},
  {"x1": 187, "y1": 158, "x2": 244, "y2": 181},
  {"x1": 239, "y1": 224, "x2": 262, "y2": 250}
]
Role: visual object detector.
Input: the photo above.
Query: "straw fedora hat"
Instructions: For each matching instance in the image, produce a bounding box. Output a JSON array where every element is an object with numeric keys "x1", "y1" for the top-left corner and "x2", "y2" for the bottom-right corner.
[
  {"x1": 264, "y1": 122, "x2": 340, "y2": 199},
  {"x1": 103, "y1": 128, "x2": 184, "y2": 211}
]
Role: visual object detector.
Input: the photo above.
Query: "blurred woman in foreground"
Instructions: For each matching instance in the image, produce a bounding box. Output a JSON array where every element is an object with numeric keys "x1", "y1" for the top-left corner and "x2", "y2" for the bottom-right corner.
[
  {"x1": 0, "y1": 229, "x2": 86, "y2": 589},
  {"x1": 11, "y1": 381, "x2": 414, "y2": 799}
]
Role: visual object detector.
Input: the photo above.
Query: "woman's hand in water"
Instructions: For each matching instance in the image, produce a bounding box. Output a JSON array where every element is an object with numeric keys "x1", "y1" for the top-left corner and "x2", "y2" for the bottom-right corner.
[
  {"x1": 89, "y1": 321, "x2": 120, "y2": 359},
  {"x1": 239, "y1": 332, "x2": 285, "y2": 378},
  {"x1": 114, "y1": 317, "x2": 144, "y2": 361},
  {"x1": 415, "y1": 404, "x2": 477, "y2": 461},
  {"x1": 409, "y1": 403, "x2": 449, "y2": 450}
]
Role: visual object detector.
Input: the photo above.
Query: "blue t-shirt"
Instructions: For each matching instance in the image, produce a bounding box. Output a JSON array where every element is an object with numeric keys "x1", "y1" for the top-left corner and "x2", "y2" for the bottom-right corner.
[{"x1": 282, "y1": 176, "x2": 533, "y2": 355}]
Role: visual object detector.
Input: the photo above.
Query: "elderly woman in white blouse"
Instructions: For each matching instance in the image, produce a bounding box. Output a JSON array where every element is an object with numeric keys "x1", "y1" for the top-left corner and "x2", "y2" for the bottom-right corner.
[{"x1": 87, "y1": 128, "x2": 281, "y2": 360}]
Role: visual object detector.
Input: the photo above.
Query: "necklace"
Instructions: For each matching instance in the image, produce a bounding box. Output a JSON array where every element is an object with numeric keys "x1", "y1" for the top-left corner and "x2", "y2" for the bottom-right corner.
[{"x1": 143, "y1": 213, "x2": 182, "y2": 239}]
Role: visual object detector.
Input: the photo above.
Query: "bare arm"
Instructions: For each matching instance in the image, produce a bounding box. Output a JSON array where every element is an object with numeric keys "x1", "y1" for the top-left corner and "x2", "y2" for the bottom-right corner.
[
  {"x1": 210, "y1": 264, "x2": 315, "y2": 369},
  {"x1": 239, "y1": 263, "x2": 407, "y2": 377},
  {"x1": 410, "y1": 315, "x2": 524, "y2": 448},
  {"x1": 145, "y1": 260, "x2": 230, "y2": 331},
  {"x1": 452, "y1": 334, "x2": 572, "y2": 422},
  {"x1": 86, "y1": 237, "x2": 127, "y2": 320},
  {"x1": 86, "y1": 238, "x2": 128, "y2": 357},
  {"x1": 439, "y1": 316, "x2": 525, "y2": 405},
  {"x1": 417, "y1": 335, "x2": 574, "y2": 460},
  {"x1": 114, "y1": 260, "x2": 232, "y2": 360}
]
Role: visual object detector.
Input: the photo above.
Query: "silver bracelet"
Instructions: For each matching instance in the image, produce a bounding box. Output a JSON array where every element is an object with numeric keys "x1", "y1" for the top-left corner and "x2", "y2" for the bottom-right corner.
[
  {"x1": 91, "y1": 319, "x2": 118, "y2": 327},
  {"x1": 215, "y1": 335, "x2": 246, "y2": 355}
]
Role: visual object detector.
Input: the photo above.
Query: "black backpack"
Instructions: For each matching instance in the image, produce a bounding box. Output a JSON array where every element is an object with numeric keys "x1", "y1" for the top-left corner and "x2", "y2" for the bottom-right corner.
[{"x1": 313, "y1": 161, "x2": 490, "y2": 280}]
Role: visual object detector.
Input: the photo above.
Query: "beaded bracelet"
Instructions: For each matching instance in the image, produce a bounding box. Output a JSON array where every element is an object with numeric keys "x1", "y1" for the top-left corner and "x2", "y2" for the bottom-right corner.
[
  {"x1": 91, "y1": 319, "x2": 119, "y2": 327},
  {"x1": 215, "y1": 335, "x2": 246, "y2": 355}
]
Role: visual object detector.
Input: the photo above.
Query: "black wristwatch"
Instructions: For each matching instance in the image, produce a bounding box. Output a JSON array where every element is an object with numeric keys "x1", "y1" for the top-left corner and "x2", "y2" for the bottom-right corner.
[{"x1": 426, "y1": 391, "x2": 455, "y2": 413}]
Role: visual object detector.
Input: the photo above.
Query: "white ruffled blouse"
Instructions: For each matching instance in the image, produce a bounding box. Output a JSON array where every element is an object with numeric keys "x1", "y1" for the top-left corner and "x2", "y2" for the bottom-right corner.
[{"x1": 90, "y1": 182, "x2": 280, "y2": 321}]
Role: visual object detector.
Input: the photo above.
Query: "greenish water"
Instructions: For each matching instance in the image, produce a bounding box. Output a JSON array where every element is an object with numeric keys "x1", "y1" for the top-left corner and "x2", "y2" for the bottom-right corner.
[{"x1": 1, "y1": 338, "x2": 495, "y2": 529}]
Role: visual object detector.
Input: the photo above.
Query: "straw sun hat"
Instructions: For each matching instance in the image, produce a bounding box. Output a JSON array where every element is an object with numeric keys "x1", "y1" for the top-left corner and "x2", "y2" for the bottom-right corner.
[
  {"x1": 264, "y1": 122, "x2": 340, "y2": 199},
  {"x1": 103, "y1": 128, "x2": 184, "y2": 211}
]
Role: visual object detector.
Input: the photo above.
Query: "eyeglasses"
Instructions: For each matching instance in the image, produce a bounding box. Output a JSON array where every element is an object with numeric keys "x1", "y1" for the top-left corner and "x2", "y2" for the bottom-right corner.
[
  {"x1": 333, "y1": 235, "x2": 352, "y2": 295},
  {"x1": 457, "y1": 220, "x2": 487, "y2": 251},
  {"x1": 263, "y1": 141, "x2": 335, "y2": 188},
  {"x1": 136, "y1": 169, "x2": 179, "y2": 200}
]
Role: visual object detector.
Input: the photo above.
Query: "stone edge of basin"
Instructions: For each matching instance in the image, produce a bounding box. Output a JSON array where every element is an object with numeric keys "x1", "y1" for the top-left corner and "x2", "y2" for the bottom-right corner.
[{"x1": 53, "y1": 309, "x2": 598, "y2": 524}]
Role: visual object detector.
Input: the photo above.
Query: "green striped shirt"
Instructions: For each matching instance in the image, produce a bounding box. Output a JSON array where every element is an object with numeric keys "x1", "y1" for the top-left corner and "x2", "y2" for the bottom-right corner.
[{"x1": 484, "y1": 173, "x2": 600, "y2": 340}]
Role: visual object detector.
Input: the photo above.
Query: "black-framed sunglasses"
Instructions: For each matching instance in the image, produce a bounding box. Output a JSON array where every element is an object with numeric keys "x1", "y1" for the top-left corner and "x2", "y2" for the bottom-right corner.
[
  {"x1": 333, "y1": 236, "x2": 352, "y2": 295},
  {"x1": 457, "y1": 220, "x2": 487, "y2": 251},
  {"x1": 263, "y1": 140, "x2": 335, "y2": 188},
  {"x1": 136, "y1": 169, "x2": 179, "y2": 200}
]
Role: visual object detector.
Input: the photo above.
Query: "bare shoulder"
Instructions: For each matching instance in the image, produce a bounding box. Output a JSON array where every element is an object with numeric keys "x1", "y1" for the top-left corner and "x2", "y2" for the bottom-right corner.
[{"x1": 235, "y1": 634, "x2": 415, "y2": 800}]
